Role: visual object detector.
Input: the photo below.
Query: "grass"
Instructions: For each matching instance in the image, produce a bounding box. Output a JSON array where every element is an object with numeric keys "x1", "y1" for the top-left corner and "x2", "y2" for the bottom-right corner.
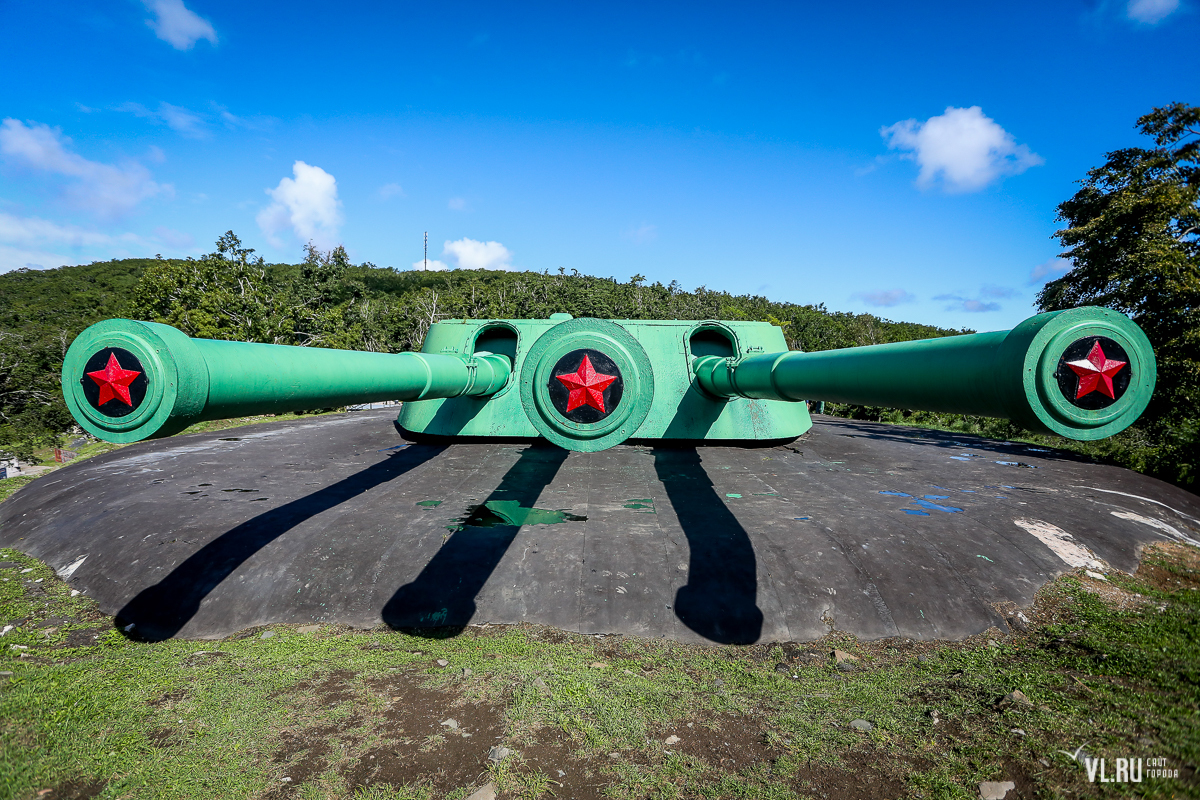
[{"x1": 0, "y1": 539, "x2": 1197, "y2": 799}]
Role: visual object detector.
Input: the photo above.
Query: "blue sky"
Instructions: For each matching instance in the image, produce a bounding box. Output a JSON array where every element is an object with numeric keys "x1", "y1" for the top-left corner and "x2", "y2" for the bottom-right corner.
[{"x1": 1, "y1": 0, "x2": 1196, "y2": 330}]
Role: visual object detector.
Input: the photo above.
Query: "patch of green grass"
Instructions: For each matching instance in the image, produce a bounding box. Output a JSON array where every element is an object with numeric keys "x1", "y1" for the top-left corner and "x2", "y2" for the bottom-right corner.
[
  {"x1": 0, "y1": 541, "x2": 1197, "y2": 799},
  {"x1": 0, "y1": 476, "x2": 36, "y2": 505}
]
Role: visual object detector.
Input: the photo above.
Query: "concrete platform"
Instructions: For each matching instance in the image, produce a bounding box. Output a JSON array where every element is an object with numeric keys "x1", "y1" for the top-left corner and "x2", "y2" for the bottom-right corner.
[{"x1": 2, "y1": 410, "x2": 1197, "y2": 644}]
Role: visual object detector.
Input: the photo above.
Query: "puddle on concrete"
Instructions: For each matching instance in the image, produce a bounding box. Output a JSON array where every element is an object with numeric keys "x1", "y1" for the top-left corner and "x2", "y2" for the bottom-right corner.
[
  {"x1": 218, "y1": 438, "x2": 241, "y2": 441},
  {"x1": 623, "y1": 499, "x2": 655, "y2": 512},
  {"x1": 221, "y1": 488, "x2": 257, "y2": 493},
  {"x1": 996, "y1": 461, "x2": 1038, "y2": 469},
  {"x1": 448, "y1": 501, "x2": 586, "y2": 532},
  {"x1": 416, "y1": 500, "x2": 443, "y2": 508}
]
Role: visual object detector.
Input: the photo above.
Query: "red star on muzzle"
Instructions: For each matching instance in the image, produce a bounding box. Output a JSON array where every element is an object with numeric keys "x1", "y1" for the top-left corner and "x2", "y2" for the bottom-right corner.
[
  {"x1": 556, "y1": 354, "x2": 617, "y2": 413},
  {"x1": 86, "y1": 352, "x2": 141, "y2": 407},
  {"x1": 1066, "y1": 341, "x2": 1127, "y2": 400}
]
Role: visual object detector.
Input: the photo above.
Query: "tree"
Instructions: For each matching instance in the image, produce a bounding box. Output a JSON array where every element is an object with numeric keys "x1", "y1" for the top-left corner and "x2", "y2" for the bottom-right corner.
[
  {"x1": 131, "y1": 231, "x2": 280, "y2": 342},
  {"x1": 1038, "y1": 102, "x2": 1199, "y2": 486}
]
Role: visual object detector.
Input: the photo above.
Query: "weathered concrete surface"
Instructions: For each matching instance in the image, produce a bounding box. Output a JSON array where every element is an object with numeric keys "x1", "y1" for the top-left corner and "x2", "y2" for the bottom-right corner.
[{"x1": 1, "y1": 410, "x2": 1196, "y2": 643}]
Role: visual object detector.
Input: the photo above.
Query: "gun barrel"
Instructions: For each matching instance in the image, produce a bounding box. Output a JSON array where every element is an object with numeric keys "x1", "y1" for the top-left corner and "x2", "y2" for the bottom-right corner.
[
  {"x1": 693, "y1": 307, "x2": 1156, "y2": 441},
  {"x1": 63, "y1": 319, "x2": 511, "y2": 443}
]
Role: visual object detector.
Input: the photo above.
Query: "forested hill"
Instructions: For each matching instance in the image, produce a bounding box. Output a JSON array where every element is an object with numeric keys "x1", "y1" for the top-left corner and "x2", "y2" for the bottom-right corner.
[{"x1": 0, "y1": 242, "x2": 961, "y2": 461}]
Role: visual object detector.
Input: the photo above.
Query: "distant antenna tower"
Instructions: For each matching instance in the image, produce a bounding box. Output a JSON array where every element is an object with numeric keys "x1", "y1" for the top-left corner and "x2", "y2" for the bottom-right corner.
[{"x1": 424, "y1": 231, "x2": 428, "y2": 271}]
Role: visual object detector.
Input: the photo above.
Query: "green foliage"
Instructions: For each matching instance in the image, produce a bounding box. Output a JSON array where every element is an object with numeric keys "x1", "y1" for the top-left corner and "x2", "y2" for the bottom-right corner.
[{"x1": 1037, "y1": 102, "x2": 1200, "y2": 489}]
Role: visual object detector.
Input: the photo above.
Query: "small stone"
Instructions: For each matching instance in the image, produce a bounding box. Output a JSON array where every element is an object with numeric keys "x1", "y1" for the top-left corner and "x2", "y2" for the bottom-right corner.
[
  {"x1": 1007, "y1": 612, "x2": 1030, "y2": 632},
  {"x1": 1010, "y1": 728, "x2": 1026, "y2": 736},
  {"x1": 832, "y1": 649, "x2": 859, "y2": 663},
  {"x1": 774, "y1": 662, "x2": 790, "y2": 674},
  {"x1": 488, "y1": 745, "x2": 511, "y2": 762},
  {"x1": 713, "y1": 679, "x2": 724, "y2": 687},
  {"x1": 296, "y1": 625, "x2": 320, "y2": 634},
  {"x1": 33, "y1": 578, "x2": 43, "y2": 583},
  {"x1": 608, "y1": 752, "x2": 620, "y2": 759},
  {"x1": 979, "y1": 780, "x2": 1016, "y2": 800},
  {"x1": 465, "y1": 782, "x2": 497, "y2": 800},
  {"x1": 1039, "y1": 758, "x2": 1050, "y2": 767},
  {"x1": 850, "y1": 719, "x2": 872, "y2": 731},
  {"x1": 556, "y1": 770, "x2": 565, "y2": 777},
  {"x1": 835, "y1": 662, "x2": 856, "y2": 672},
  {"x1": 260, "y1": 631, "x2": 275, "y2": 639},
  {"x1": 462, "y1": 667, "x2": 472, "y2": 677},
  {"x1": 987, "y1": 639, "x2": 999, "y2": 648},
  {"x1": 436, "y1": 659, "x2": 449, "y2": 667},
  {"x1": 687, "y1": 722, "x2": 694, "y2": 728},
  {"x1": 70, "y1": 590, "x2": 80, "y2": 597},
  {"x1": 533, "y1": 677, "x2": 547, "y2": 689},
  {"x1": 1084, "y1": 570, "x2": 1107, "y2": 581},
  {"x1": 1002, "y1": 690, "x2": 1033, "y2": 708},
  {"x1": 10, "y1": 645, "x2": 27, "y2": 650},
  {"x1": 20, "y1": 568, "x2": 32, "y2": 574},
  {"x1": 590, "y1": 662, "x2": 609, "y2": 669},
  {"x1": 623, "y1": 669, "x2": 635, "y2": 676},
  {"x1": 124, "y1": 623, "x2": 136, "y2": 633},
  {"x1": 664, "y1": 735, "x2": 681, "y2": 745},
  {"x1": 441, "y1": 719, "x2": 459, "y2": 729},
  {"x1": 0, "y1": 625, "x2": 13, "y2": 636},
  {"x1": 917, "y1": 654, "x2": 930, "y2": 663},
  {"x1": 280, "y1": 777, "x2": 291, "y2": 783}
]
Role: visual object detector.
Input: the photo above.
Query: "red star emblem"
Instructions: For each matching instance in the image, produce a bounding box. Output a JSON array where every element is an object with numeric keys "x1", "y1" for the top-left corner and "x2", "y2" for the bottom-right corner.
[
  {"x1": 86, "y1": 352, "x2": 141, "y2": 407},
  {"x1": 1066, "y1": 341, "x2": 1127, "y2": 400},
  {"x1": 555, "y1": 354, "x2": 617, "y2": 413}
]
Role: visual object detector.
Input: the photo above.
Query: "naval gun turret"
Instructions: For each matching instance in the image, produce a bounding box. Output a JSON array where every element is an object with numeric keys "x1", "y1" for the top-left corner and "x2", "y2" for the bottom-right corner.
[{"x1": 62, "y1": 307, "x2": 1155, "y2": 452}]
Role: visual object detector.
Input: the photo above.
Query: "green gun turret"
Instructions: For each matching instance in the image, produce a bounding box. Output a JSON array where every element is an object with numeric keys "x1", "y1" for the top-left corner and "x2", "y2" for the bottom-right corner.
[{"x1": 63, "y1": 307, "x2": 1155, "y2": 451}]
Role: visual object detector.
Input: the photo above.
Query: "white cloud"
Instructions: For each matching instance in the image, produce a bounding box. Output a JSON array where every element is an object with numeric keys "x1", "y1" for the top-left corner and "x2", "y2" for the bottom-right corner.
[
  {"x1": 410, "y1": 258, "x2": 451, "y2": 271},
  {"x1": 624, "y1": 223, "x2": 658, "y2": 244},
  {"x1": 143, "y1": 0, "x2": 217, "y2": 50},
  {"x1": 153, "y1": 226, "x2": 194, "y2": 248},
  {"x1": 442, "y1": 238, "x2": 513, "y2": 271},
  {"x1": 0, "y1": 244, "x2": 78, "y2": 273},
  {"x1": 256, "y1": 161, "x2": 343, "y2": 249},
  {"x1": 0, "y1": 212, "x2": 151, "y2": 274},
  {"x1": 979, "y1": 284, "x2": 1019, "y2": 299},
  {"x1": 1127, "y1": 0, "x2": 1180, "y2": 23},
  {"x1": 377, "y1": 183, "x2": 404, "y2": 200},
  {"x1": 1029, "y1": 256, "x2": 1072, "y2": 284},
  {"x1": 0, "y1": 212, "x2": 116, "y2": 247},
  {"x1": 881, "y1": 106, "x2": 1043, "y2": 193},
  {"x1": 852, "y1": 288, "x2": 915, "y2": 307},
  {"x1": 448, "y1": 196, "x2": 468, "y2": 211},
  {"x1": 120, "y1": 101, "x2": 208, "y2": 138},
  {"x1": 157, "y1": 102, "x2": 207, "y2": 137},
  {"x1": 0, "y1": 119, "x2": 168, "y2": 219},
  {"x1": 934, "y1": 292, "x2": 1003, "y2": 313}
]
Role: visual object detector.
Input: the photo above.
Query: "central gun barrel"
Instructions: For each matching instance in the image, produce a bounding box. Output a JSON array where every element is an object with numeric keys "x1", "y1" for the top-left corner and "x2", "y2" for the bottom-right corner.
[
  {"x1": 692, "y1": 307, "x2": 1156, "y2": 441},
  {"x1": 63, "y1": 319, "x2": 511, "y2": 443}
]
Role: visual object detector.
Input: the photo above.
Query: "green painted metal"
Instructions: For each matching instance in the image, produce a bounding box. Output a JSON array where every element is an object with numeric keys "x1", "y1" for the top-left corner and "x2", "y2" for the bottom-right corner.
[
  {"x1": 63, "y1": 318, "x2": 510, "y2": 443},
  {"x1": 693, "y1": 307, "x2": 1156, "y2": 440},
  {"x1": 63, "y1": 306, "x2": 1155, "y2": 450},
  {"x1": 395, "y1": 316, "x2": 810, "y2": 447}
]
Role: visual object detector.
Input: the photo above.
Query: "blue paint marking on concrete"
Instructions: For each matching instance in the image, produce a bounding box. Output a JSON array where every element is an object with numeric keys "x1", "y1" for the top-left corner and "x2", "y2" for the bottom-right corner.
[
  {"x1": 879, "y1": 491, "x2": 911, "y2": 497},
  {"x1": 912, "y1": 498, "x2": 963, "y2": 513},
  {"x1": 794, "y1": 516, "x2": 811, "y2": 521},
  {"x1": 924, "y1": 495, "x2": 950, "y2": 500}
]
